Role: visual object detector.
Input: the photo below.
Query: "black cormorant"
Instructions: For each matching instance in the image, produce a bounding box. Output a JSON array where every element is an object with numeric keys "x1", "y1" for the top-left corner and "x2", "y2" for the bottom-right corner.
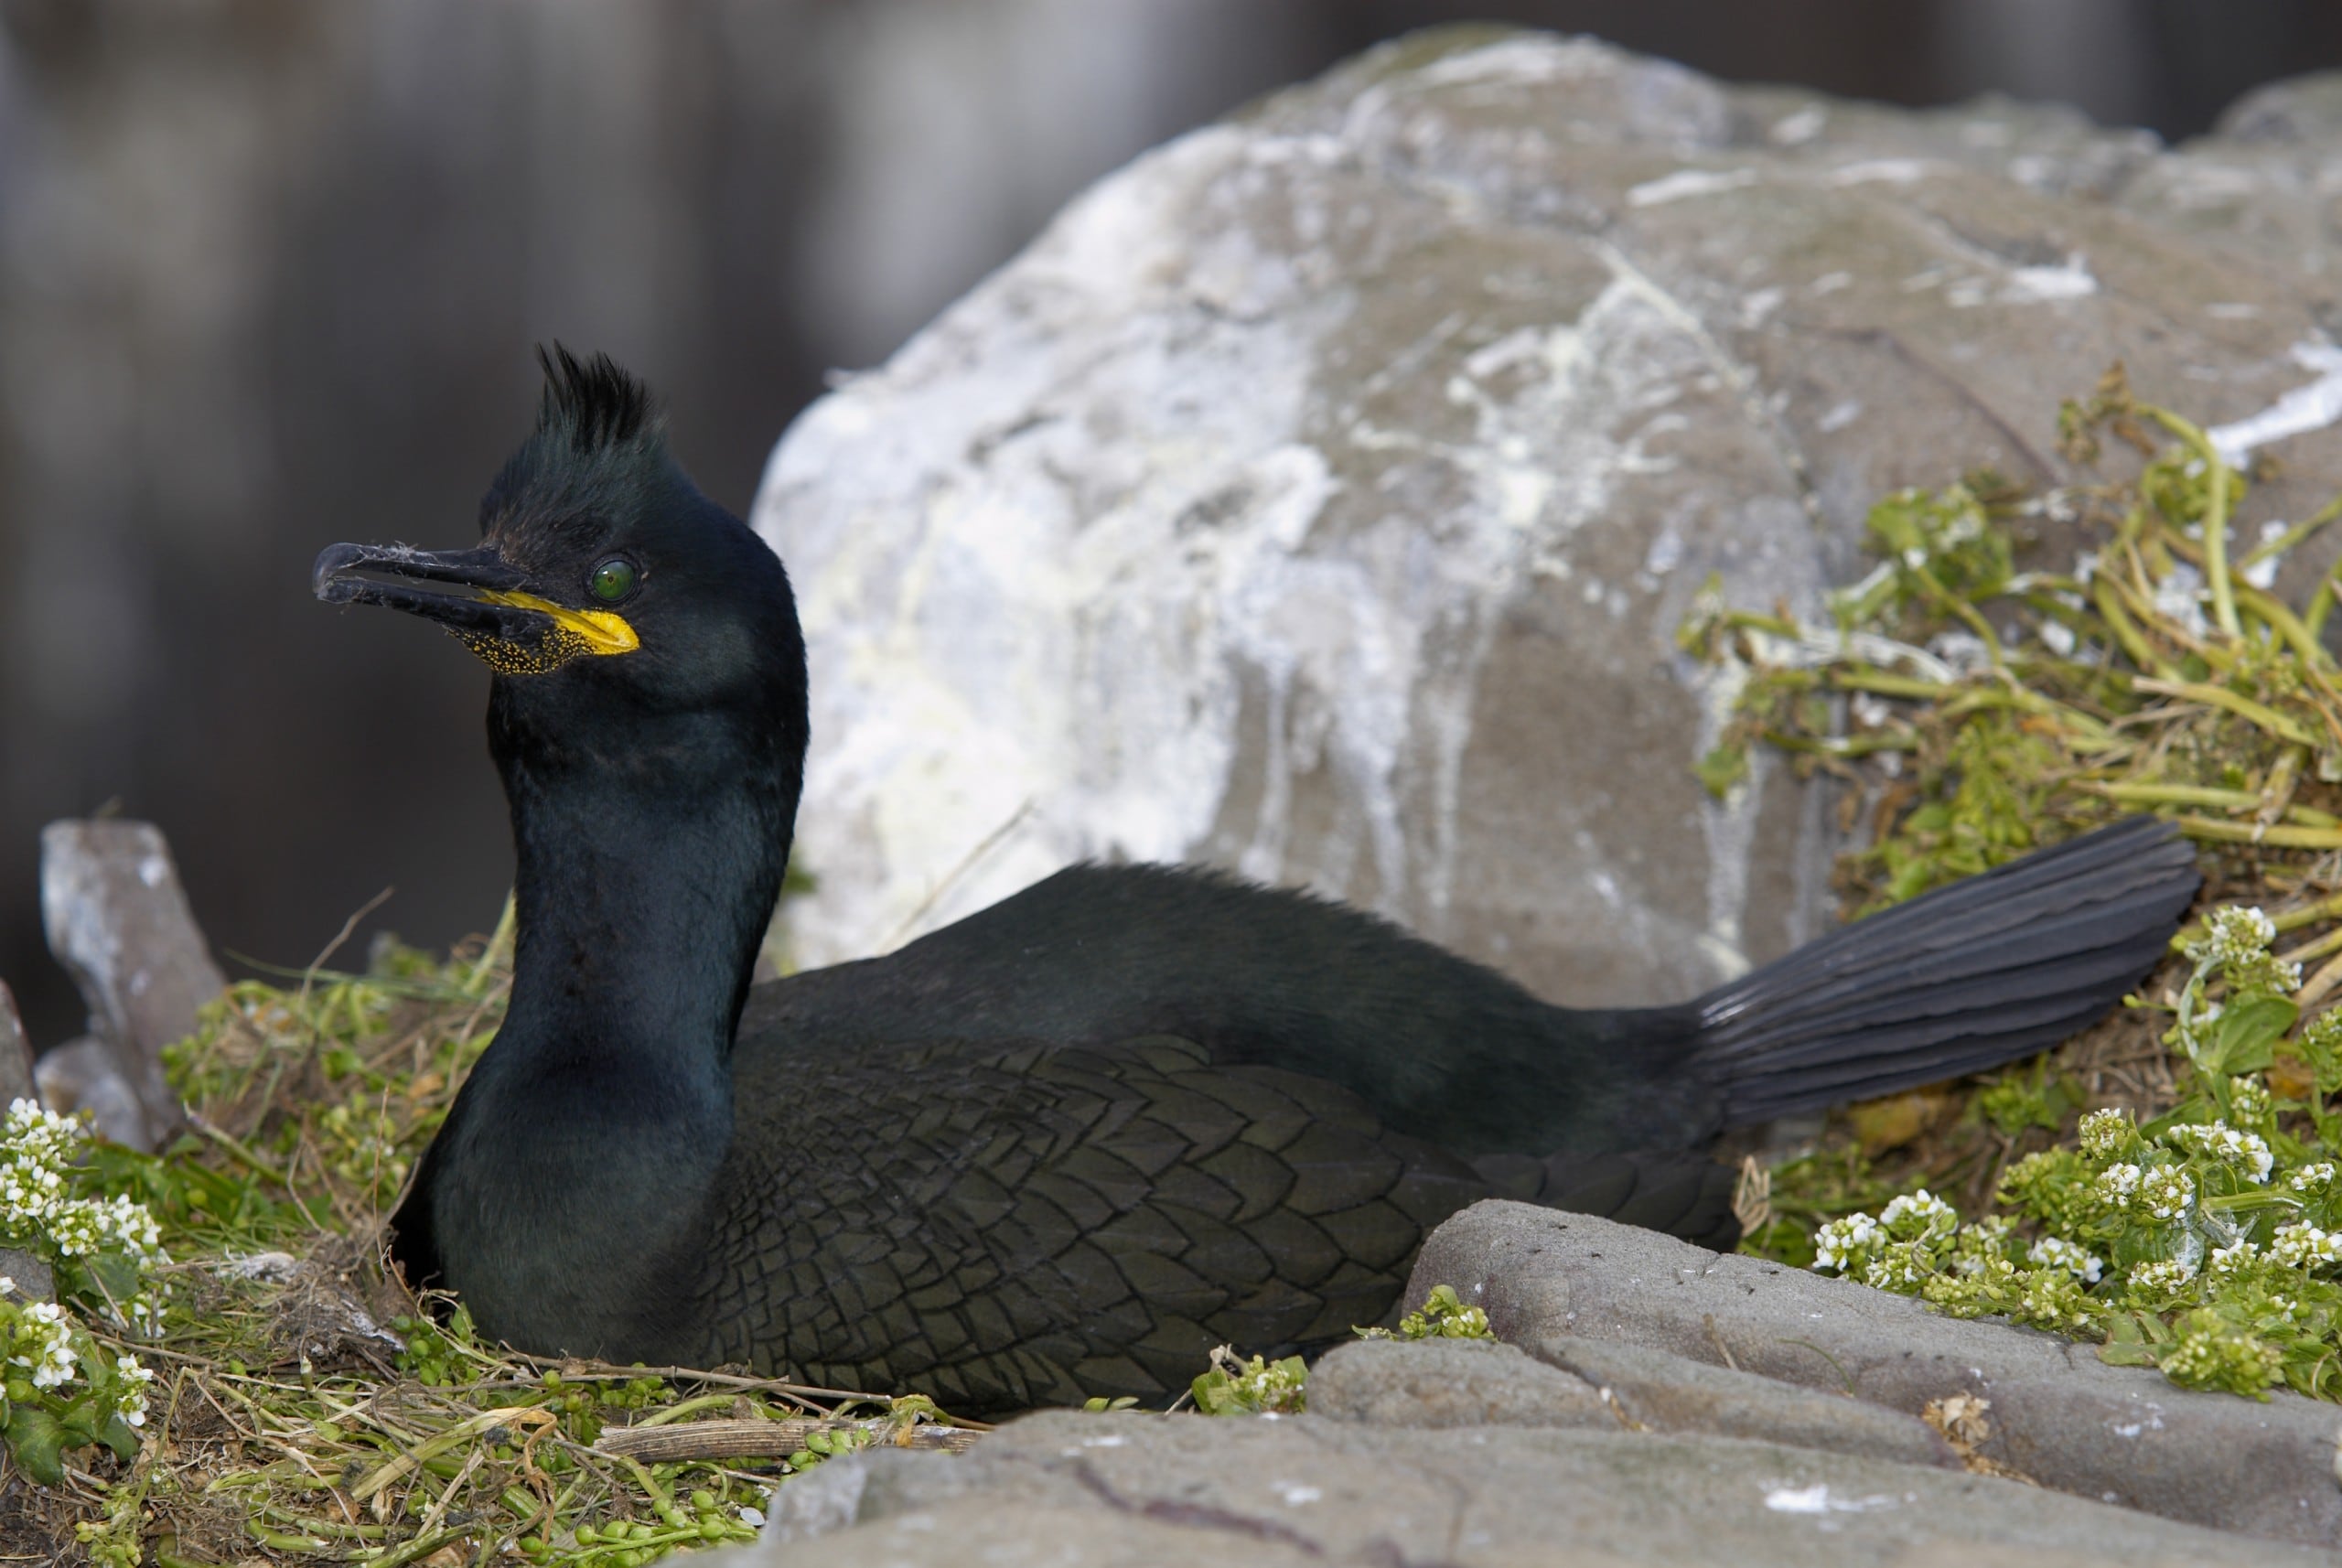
[{"x1": 314, "y1": 349, "x2": 2199, "y2": 1412}]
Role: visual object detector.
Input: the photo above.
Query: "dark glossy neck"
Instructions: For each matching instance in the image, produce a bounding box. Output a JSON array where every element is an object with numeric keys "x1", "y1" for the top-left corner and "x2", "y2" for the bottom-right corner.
[
  {"x1": 494, "y1": 745, "x2": 790, "y2": 1114},
  {"x1": 412, "y1": 716, "x2": 796, "y2": 1359}
]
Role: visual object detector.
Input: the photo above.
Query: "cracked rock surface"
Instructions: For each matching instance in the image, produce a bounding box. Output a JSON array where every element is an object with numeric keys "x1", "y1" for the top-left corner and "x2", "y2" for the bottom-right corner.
[
  {"x1": 754, "y1": 27, "x2": 2342, "y2": 1013},
  {"x1": 689, "y1": 1208, "x2": 2341, "y2": 1564},
  {"x1": 705, "y1": 1409, "x2": 2328, "y2": 1568},
  {"x1": 1412, "y1": 1203, "x2": 2342, "y2": 1547}
]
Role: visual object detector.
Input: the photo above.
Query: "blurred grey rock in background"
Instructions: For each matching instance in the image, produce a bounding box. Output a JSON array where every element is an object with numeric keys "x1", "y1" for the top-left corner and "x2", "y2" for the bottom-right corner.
[
  {"x1": 0, "y1": 977, "x2": 33, "y2": 1107},
  {"x1": 37, "y1": 819, "x2": 220, "y2": 1147},
  {"x1": 755, "y1": 31, "x2": 2342, "y2": 1002}
]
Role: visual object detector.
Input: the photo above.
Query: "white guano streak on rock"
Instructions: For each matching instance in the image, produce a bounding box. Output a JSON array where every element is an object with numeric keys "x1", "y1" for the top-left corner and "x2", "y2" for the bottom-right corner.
[
  {"x1": 2003, "y1": 255, "x2": 2098, "y2": 303},
  {"x1": 1627, "y1": 167, "x2": 1758, "y2": 208},
  {"x1": 1762, "y1": 1483, "x2": 1897, "y2": 1515},
  {"x1": 2208, "y1": 338, "x2": 2342, "y2": 466},
  {"x1": 1586, "y1": 239, "x2": 1812, "y2": 976},
  {"x1": 1691, "y1": 650, "x2": 1756, "y2": 982},
  {"x1": 1588, "y1": 237, "x2": 1814, "y2": 515},
  {"x1": 1825, "y1": 158, "x2": 1939, "y2": 187},
  {"x1": 758, "y1": 87, "x2": 1810, "y2": 971},
  {"x1": 761, "y1": 125, "x2": 1285, "y2": 962}
]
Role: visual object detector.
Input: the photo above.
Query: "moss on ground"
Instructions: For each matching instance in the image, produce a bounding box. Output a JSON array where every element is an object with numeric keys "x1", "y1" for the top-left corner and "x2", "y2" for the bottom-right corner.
[{"x1": 2, "y1": 915, "x2": 979, "y2": 1567}]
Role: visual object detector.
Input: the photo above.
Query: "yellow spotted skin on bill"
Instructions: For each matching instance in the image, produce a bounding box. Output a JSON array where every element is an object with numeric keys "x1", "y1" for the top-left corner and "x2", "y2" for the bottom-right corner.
[{"x1": 456, "y1": 589, "x2": 639, "y2": 674}]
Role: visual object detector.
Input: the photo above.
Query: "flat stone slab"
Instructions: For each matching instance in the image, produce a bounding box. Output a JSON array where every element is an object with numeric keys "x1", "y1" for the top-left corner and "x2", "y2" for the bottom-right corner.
[
  {"x1": 714, "y1": 1411, "x2": 2332, "y2": 1568},
  {"x1": 1309, "y1": 1336, "x2": 1958, "y2": 1471},
  {"x1": 1413, "y1": 1200, "x2": 2342, "y2": 1547},
  {"x1": 1310, "y1": 1335, "x2": 1615, "y2": 1430}
]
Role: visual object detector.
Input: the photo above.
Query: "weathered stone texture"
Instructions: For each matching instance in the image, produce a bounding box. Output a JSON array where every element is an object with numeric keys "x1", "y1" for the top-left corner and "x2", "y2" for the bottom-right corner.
[
  {"x1": 711, "y1": 1411, "x2": 2329, "y2": 1568},
  {"x1": 1412, "y1": 1201, "x2": 2342, "y2": 1547},
  {"x1": 756, "y1": 29, "x2": 2342, "y2": 1012}
]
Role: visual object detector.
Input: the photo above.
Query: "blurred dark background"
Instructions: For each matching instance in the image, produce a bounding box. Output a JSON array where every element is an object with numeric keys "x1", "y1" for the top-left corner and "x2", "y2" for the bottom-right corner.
[{"x1": 5, "y1": 0, "x2": 2341, "y2": 1047}]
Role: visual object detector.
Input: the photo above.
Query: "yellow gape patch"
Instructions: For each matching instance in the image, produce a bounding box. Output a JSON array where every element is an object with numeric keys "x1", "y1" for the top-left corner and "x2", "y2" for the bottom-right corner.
[{"x1": 455, "y1": 590, "x2": 640, "y2": 675}]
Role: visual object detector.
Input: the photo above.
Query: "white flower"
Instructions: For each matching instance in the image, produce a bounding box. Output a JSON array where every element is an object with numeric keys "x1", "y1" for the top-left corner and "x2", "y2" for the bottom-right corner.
[
  {"x1": 2271, "y1": 1223, "x2": 2342, "y2": 1272},
  {"x1": 2026, "y1": 1235, "x2": 2104, "y2": 1283},
  {"x1": 11, "y1": 1300, "x2": 78, "y2": 1390},
  {"x1": 2127, "y1": 1257, "x2": 2197, "y2": 1294},
  {"x1": 2208, "y1": 1240, "x2": 2261, "y2": 1276},
  {"x1": 2139, "y1": 1165, "x2": 2197, "y2": 1220},
  {"x1": 2078, "y1": 1108, "x2": 2133, "y2": 1160},
  {"x1": 2165, "y1": 1122, "x2": 2274, "y2": 1184},
  {"x1": 2288, "y1": 1163, "x2": 2336, "y2": 1194},
  {"x1": 2192, "y1": 905, "x2": 2277, "y2": 966},
  {"x1": 0, "y1": 1097, "x2": 165, "y2": 1265},
  {"x1": 1879, "y1": 1189, "x2": 1957, "y2": 1240},
  {"x1": 2095, "y1": 1163, "x2": 2143, "y2": 1205},
  {"x1": 113, "y1": 1354, "x2": 154, "y2": 1427},
  {"x1": 1860, "y1": 1240, "x2": 1942, "y2": 1291},
  {"x1": 1813, "y1": 1212, "x2": 1880, "y2": 1272}
]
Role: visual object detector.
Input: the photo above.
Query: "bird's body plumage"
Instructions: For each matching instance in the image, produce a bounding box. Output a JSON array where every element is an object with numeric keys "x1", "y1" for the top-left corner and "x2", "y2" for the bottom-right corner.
[{"x1": 321, "y1": 351, "x2": 2200, "y2": 1414}]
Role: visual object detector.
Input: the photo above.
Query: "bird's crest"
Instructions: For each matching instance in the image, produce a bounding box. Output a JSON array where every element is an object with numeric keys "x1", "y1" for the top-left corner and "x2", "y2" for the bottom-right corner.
[
  {"x1": 479, "y1": 347, "x2": 671, "y2": 532},
  {"x1": 535, "y1": 345, "x2": 658, "y2": 455}
]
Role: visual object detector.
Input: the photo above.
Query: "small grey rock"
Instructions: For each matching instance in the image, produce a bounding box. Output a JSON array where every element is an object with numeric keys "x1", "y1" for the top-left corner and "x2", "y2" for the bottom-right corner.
[
  {"x1": 0, "y1": 1248, "x2": 54, "y2": 1303},
  {"x1": 35, "y1": 1036, "x2": 153, "y2": 1149},
  {"x1": 761, "y1": 1449, "x2": 872, "y2": 1542},
  {"x1": 1308, "y1": 1336, "x2": 1614, "y2": 1429}
]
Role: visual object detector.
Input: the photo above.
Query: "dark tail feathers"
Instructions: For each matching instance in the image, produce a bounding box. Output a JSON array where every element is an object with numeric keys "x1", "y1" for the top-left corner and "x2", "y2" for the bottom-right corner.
[{"x1": 1693, "y1": 817, "x2": 2199, "y2": 1126}]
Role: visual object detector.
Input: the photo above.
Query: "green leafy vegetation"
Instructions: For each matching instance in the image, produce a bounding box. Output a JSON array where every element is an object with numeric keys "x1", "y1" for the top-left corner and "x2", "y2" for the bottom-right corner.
[
  {"x1": 2, "y1": 1101, "x2": 161, "y2": 1507},
  {"x1": 1695, "y1": 368, "x2": 2342, "y2": 1401},
  {"x1": 1188, "y1": 1348, "x2": 1310, "y2": 1417},
  {"x1": 1357, "y1": 1283, "x2": 1497, "y2": 1343},
  {"x1": 1, "y1": 927, "x2": 976, "y2": 1567}
]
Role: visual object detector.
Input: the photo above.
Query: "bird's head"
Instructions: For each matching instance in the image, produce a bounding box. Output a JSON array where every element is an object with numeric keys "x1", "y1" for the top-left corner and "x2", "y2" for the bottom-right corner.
[{"x1": 314, "y1": 348, "x2": 807, "y2": 794}]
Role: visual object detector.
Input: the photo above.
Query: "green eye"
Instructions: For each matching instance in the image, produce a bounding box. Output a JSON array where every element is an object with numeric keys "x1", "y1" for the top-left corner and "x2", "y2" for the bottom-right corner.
[{"x1": 588, "y1": 557, "x2": 638, "y2": 603}]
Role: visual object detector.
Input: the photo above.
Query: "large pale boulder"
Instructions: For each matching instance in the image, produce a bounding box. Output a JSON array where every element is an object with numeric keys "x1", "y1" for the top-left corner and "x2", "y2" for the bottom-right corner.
[{"x1": 753, "y1": 30, "x2": 2342, "y2": 1003}]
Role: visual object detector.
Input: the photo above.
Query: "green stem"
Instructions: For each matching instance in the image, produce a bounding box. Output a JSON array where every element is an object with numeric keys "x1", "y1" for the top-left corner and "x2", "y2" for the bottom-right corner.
[{"x1": 2144, "y1": 406, "x2": 2241, "y2": 639}]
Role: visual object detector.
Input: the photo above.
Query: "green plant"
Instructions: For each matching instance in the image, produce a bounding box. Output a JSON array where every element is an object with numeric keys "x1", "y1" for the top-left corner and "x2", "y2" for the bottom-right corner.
[
  {"x1": 1356, "y1": 1283, "x2": 1497, "y2": 1342},
  {"x1": 0, "y1": 1101, "x2": 160, "y2": 1487},
  {"x1": 1190, "y1": 1346, "x2": 1308, "y2": 1415},
  {"x1": 1808, "y1": 904, "x2": 2342, "y2": 1399},
  {"x1": 1695, "y1": 369, "x2": 2342, "y2": 1402}
]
